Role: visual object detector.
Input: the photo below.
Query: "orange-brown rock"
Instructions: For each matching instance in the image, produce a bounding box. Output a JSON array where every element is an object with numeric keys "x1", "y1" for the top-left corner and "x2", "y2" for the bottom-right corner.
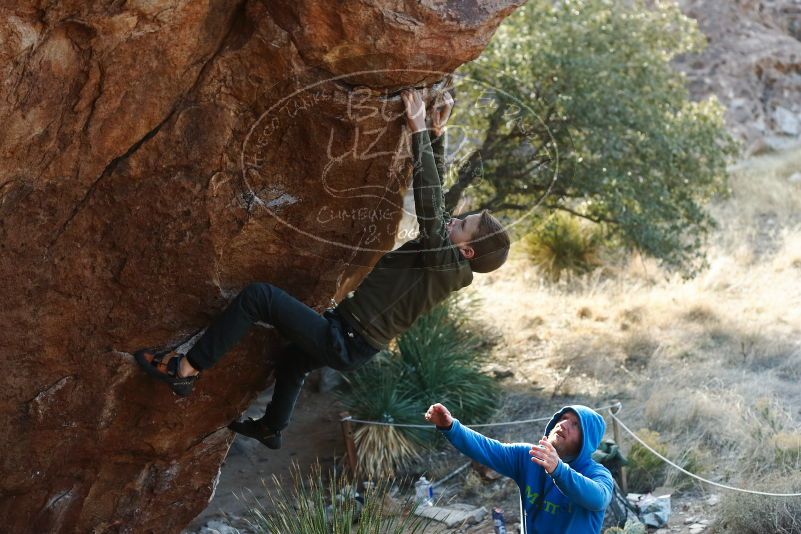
[
  {"x1": 265, "y1": 0, "x2": 526, "y2": 88},
  {"x1": 0, "y1": 0, "x2": 522, "y2": 532}
]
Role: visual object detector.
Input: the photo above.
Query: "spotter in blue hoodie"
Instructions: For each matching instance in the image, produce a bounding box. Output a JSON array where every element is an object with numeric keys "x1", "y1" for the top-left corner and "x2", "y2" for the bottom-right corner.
[{"x1": 439, "y1": 405, "x2": 614, "y2": 534}]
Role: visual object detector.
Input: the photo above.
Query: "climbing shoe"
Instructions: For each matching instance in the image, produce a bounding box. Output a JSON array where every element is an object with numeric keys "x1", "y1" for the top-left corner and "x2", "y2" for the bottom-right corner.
[
  {"x1": 228, "y1": 417, "x2": 282, "y2": 450},
  {"x1": 134, "y1": 348, "x2": 199, "y2": 397}
]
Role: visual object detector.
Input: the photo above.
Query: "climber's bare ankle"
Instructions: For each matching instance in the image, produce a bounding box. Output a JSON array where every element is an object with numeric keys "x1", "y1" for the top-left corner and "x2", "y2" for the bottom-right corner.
[{"x1": 178, "y1": 356, "x2": 200, "y2": 378}]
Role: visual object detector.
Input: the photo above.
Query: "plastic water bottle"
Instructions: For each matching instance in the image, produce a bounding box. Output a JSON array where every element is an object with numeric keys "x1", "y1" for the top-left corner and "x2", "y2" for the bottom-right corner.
[
  {"x1": 492, "y1": 507, "x2": 507, "y2": 534},
  {"x1": 414, "y1": 476, "x2": 433, "y2": 506}
]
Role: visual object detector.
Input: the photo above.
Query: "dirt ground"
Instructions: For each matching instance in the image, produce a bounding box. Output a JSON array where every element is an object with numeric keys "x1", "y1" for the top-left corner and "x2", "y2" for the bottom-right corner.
[
  {"x1": 183, "y1": 380, "x2": 721, "y2": 534},
  {"x1": 184, "y1": 379, "x2": 347, "y2": 532}
]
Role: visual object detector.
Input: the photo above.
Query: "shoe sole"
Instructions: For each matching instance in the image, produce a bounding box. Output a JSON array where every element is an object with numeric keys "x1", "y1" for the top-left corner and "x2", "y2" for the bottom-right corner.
[
  {"x1": 134, "y1": 349, "x2": 196, "y2": 397},
  {"x1": 228, "y1": 421, "x2": 281, "y2": 449}
]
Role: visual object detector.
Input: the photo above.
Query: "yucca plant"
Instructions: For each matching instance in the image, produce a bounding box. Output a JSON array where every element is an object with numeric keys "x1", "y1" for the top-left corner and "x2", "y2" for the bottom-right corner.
[
  {"x1": 338, "y1": 354, "x2": 426, "y2": 479},
  {"x1": 353, "y1": 425, "x2": 423, "y2": 482},
  {"x1": 338, "y1": 297, "x2": 500, "y2": 478},
  {"x1": 396, "y1": 301, "x2": 498, "y2": 424},
  {"x1": 244, "y1": 463, "x2": 432, "y2": 533},
  {"x1": 524, "y1": 212, "x2": 604, "y2": 280}
]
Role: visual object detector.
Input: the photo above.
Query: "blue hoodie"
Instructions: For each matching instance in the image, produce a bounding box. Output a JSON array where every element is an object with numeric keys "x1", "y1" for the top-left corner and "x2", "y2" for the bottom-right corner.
[{"x1": 440, "y1": 405, "x2": 613, "y2": 534}]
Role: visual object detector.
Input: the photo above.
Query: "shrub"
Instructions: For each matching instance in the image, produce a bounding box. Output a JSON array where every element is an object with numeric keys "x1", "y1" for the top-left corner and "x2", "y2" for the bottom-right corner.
[
  {"x1": 738, "y1": 399, "x2": 801, "y2": 477},
  {"x1": 395, "y1": 299, "x2": 498, "y2": 423},
  {"x1": 709, "y1": 473, "x2": 801, "y2": 534},
  {"x1": 663, "y1": 447, "x2": 707, "y2": 492},
  {"x1": 337, "y1": 297, "x2": 500, "y2": 479},
  {"x1": 625, "y1": 428, "x2": 705, "y2": 493},
  {"x1": 340, "y1": 356, "x2": 426, "y2": 479},
  {"x1": 523, "y1": 213, "x2": 603, "y2": 280},
  {"x1": 625, "y1": 429, "x2": 667, "y2": 493},
  {"x1": 244, "y1": 463, "x2": 432, "y2": 533},
  {"x1": 772, "y1": 432, "x2": 801, "y2": 469}
]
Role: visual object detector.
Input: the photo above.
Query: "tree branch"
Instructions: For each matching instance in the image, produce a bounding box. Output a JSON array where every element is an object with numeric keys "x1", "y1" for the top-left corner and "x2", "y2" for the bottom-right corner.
[
  {"x1": 444, "y1": 150, "x2": 484, "y2": 210},
  {"x1": 549, "y1": 204, "x2": 618, "y2": 225}
]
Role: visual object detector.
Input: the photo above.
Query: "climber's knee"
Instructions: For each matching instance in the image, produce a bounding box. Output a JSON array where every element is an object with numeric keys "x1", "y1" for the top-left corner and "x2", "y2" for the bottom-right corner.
[
  {"x1": 242, "y1": 282, "x2": 271, "y2": 299},
  {"x1": 240, "y1": 282, "x2": 274, "y2": 322}
]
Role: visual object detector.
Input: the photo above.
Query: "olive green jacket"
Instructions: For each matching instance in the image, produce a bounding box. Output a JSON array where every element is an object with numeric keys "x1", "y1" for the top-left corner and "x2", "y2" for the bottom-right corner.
[{"x1": 337, "y1": 129, "x2": 473, "y2": 349}]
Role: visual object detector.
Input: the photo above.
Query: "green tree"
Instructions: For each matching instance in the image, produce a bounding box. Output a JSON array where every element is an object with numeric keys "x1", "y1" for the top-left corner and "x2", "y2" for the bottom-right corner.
[{"x1": 447, "y1": 0, "x2": 736, "y2": 273}]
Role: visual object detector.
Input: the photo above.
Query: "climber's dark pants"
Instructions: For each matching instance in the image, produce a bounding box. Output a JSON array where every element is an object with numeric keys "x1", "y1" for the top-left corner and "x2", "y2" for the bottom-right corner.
[{"x1": 186, "y1": 283, "x2": 379, "y2": 431}]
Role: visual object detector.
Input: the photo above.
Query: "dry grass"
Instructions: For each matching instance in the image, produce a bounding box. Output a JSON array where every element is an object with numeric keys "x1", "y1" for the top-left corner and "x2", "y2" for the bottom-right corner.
[
  {"x1": 709, "y1": 472, "x2": 801, "y2": 534},
  {"x1": 243, "y1": 463, "x2": 432, "y2": 534},
  {"x1": 467, "y1": 145, "x2": 801, "y2": 500}
]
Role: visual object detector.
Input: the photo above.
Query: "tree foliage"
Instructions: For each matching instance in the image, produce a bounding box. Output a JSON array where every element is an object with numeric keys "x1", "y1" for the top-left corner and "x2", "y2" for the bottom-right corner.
[{"x1": 447, "y1": 0, "x2": 737, "y2": 273}]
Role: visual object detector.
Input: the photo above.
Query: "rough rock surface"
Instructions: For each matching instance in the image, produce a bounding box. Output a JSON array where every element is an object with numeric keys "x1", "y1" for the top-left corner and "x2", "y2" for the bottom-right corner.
[
  {"x1": 265, "y1": 0, "x2": 524, "y2": 88},
  {"x1": 676, "y1": 0, "x2": 801, "y2": 152},
  {"x1": 0, "y1": 1, "x2": 522, "y2": 532}
]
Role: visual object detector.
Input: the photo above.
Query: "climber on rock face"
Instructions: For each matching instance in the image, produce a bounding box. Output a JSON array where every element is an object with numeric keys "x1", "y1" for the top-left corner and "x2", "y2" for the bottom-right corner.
[{"x1": 133, "y1": 87, "x2": 511, "y2": 450}]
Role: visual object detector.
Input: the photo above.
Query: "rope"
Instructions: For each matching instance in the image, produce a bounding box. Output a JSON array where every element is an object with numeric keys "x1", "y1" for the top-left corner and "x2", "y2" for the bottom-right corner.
[
  {"x1": 344, "y1": 401, "x2": 801, "y2": 497},
  {"x1": 342, "y1": 403, "x2": 623, "y2": 429},
  {"x1": 607, "y1": 410, "x2": 801, "y2": 498}
]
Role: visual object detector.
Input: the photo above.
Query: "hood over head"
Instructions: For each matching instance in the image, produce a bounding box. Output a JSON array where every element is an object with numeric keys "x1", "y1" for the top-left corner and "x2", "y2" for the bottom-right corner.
[{"x1": 544, "y1": 405, "x2": 606, "y2": 466}]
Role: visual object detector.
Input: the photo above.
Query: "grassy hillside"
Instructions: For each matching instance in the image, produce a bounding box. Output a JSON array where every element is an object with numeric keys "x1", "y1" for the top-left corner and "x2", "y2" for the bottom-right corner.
[{"x1": 468, "y1": 145, "x2": 801, "y2": 525}]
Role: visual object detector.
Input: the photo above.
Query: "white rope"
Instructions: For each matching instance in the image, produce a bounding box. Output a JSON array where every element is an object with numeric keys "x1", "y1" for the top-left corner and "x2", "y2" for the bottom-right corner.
[
  {"x1": 345, "y1": 402, "x2": 801, "y2": 498},
  {"x1": 342, "y1": 403, "x2": 623, "y2": 429},
  {"x1": 343, "y1": 416, "x2": 548, "y2": 429},
  {"x1": 608, "y1": 411, "x2": 801, "y2": 498}
]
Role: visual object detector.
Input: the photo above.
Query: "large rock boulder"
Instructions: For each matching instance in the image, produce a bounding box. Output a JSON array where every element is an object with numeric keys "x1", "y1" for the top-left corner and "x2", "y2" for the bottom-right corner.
[{"x1": 0, "y1": 0, "x2": 522, "y2": 531}]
